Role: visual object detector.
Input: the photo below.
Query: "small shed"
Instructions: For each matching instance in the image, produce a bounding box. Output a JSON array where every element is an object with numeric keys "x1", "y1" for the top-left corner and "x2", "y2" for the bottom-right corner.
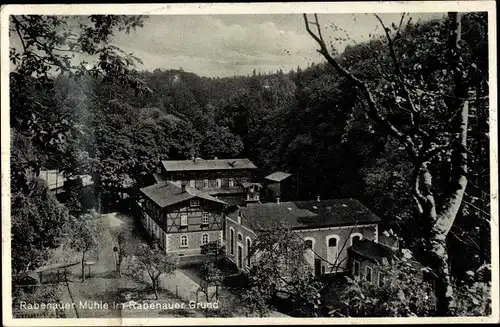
[{"x1": 263, "y1": 171, "x2": 293, "y2": 202}]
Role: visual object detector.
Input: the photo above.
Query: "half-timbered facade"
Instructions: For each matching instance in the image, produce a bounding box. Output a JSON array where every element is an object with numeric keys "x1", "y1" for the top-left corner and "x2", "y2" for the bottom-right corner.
[{"x1": 139, "y1": 181, "x2": 227, "y2": 256}]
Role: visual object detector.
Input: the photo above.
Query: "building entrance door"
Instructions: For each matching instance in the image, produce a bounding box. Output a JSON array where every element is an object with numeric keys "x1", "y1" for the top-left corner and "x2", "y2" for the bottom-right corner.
[
  {"x1": 237, "y1": 245, "x2": 243, "y2": 268},
  {"x1": 315, "y1": 259, "x2": 322, "y2": 276}
]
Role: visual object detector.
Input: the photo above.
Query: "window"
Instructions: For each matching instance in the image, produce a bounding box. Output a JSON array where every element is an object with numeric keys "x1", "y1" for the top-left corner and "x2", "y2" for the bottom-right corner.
[
  {"x1": 228, "y1": 178, "x2": 234, "y2": 187},
  {"x1": 327, "y1": 236, "x2": 339, "y2": 265},
  {"x1": 230, "y1": 228, "x2": 235, "y2": 255},
  {"x1": 202, "y1": 212, "x2": 209, "y2": 225},
  {"x1": 189, "y1": 180, "x2": 195, "y2": 187},
  {"x1": 238, "y1": 233, "x2": 243, "y2": 242},
  {"x1": 203, "y1": 179, "x2": 209, "y2": 188},
  {"x1": 377, "y1": 271, "x2": 384, "y2": 287},
  {"x1": 216, "y1": 178, "x2": 222, "y2": 188},
  {"x1": 365, "y1": 266, "x2": 373, "y2": 283},
  {"x1": 181, "y1": 215, "x2": 188, "y2": 226},
  {"x1": 350, "y1": 233, "x2": 363, "y2": 246},
  {"x1": 190, "y1": 199, "x2": 199, "y2": 207},
  {"x1": 246, "y1": 238, "x2": 252, "y2": 267},
  {"x1": 202, "y1": 234, "x2": 209, "y2": 245},
  {"x1": 353, "y1": 260, "x2": 360, "y2": 278},
  {"x1": 304, "y1": 240, "x2": 313, "y2": 249},
  {"x1": 180, "y1": 235, "x2": 188, "y2": 247}
]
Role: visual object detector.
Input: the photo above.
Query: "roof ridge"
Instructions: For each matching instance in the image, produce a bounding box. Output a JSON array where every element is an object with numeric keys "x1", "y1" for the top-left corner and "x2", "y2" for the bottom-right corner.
[{"x1": 161, "y1": 158, "x2": 252, "y2": 162}]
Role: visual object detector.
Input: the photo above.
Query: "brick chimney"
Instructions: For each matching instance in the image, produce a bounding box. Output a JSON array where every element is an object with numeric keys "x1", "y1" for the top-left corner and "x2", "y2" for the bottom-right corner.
[
  {"x1": 276, "y1": 197, "x2": 280, "y2": 204},
  {"x1": 317, "y1": 195, "x2": 320, "y2": 202},
  {"x1": 181, "y1": 181, "x2": 187, "y2": 193}
]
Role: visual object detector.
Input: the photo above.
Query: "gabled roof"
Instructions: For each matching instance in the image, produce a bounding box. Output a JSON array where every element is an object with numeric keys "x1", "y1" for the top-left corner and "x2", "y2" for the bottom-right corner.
[
  {"x1": 348, "y1": 239, "x2": 396, "y2": 263},
  {"x1": 152, "y1": 172, "x2": 166, "y2": 183},
  {"x1": 140, "y1": 181, "x2": 227, "y2": 208},
  {"x1": 229, "y1": 198, "x2": 381, "y2": 231},
  {"x1": 161, "y1": 158, "x2": 257, "y2": 172},
  {"x1": 349, "y1": 239, "x2": 422, "y2": 269},
  {"x1": 265, "y1": 171, "x2": 292, "y2": 182}
]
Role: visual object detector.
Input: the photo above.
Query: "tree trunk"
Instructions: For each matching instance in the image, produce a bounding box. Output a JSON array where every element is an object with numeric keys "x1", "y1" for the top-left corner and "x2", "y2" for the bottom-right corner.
[
  {"x1": 153, "y1": 279, "x2": 159, "y2": 300},
  {"x1": 414, "y1": 161, "x2": 461, "y2": 316},
  {"x1": 118, "y1": 255, "x2": 122, "y2": 277},
  {"x1": 430, "y1": 236, "x2": 455, "y2": 315},
  {"x1": 81, "y1": 251, "x2": 86, "y2": 282}
]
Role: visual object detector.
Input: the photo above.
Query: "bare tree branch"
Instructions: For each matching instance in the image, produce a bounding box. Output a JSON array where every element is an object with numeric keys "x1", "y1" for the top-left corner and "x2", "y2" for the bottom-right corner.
[
  {"x1": 374, "y1": 13, "x2": 430, "y2": 140},
  {"x1": 304, "y1": 14, "x2": 419, "y2": 159},
  {"x1": 11, "y1": 16, "x2": 27, "y2": 54}
]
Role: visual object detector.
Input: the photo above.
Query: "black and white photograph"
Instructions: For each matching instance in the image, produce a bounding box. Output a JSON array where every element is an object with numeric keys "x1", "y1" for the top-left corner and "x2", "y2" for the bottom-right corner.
[{"x1": 1, "y1": 2, "x2": 498, "y2": 325}]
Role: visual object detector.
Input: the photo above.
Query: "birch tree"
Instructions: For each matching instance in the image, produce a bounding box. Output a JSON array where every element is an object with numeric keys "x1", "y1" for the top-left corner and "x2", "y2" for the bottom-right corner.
[{"x1": 304, "y1": 12, "x2": 488, "y2": 315}]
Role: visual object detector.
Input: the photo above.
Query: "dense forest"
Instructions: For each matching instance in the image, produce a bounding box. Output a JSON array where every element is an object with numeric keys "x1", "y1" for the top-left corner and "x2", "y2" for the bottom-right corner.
[{"x1": 10, "y1": 13, "x2": 490, "y2": 316}]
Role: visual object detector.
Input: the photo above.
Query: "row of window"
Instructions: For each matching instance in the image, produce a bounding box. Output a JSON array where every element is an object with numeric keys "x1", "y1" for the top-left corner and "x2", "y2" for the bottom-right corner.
[
  {"x1": 179, "y1": 211, "x2": 210, "y2": 226},
  {"x1": 179, "y1": 178, "x2": 236, "y2": 189},
  {"x1": 180, "y1": 234, "x2": 210, "y2": 247},
  {"x1": 353, "y1": 260, "x2": 384, "y2": 286},
  {"x1": 304, "y1": 233, "x2": 363, "y2": 265},
  {"x1": 229, "y1": 228, "x2": 252, "y2": 268}
]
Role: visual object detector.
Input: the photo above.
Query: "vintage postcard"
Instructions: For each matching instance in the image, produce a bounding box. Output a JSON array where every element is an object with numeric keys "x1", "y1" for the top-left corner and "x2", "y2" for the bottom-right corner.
[{"x1": 1, "y1": 2, "x2": 498, "y2": 325}]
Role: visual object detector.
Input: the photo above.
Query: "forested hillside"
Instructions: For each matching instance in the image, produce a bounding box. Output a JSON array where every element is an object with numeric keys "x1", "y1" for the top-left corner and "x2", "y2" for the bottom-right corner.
[{"x1": 10, "y1": 13, "x2": 490, "y2": 316}]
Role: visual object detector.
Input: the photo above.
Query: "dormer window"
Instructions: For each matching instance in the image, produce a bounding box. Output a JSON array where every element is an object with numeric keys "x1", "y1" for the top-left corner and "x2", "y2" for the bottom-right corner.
[
  {"x1": 228, "y1": 178, "x2": 234, "y2": 187},
  {"x1": 189, "y1": 180, "x2": 195, "y2": 187},
  {"x1": 216, "y1": 178, "x2": 222, "y2": 188},
  {"x1": 203, "y1": 179, "x2": 209, "y2": 188},
  {"x1": 190, "y1": 199, "x2": 199, "y2": 207}
]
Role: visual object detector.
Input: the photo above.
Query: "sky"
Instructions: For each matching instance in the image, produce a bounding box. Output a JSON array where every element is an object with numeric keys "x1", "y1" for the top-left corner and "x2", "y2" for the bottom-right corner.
[
  {"x1": 10, "y1": 13, "x2": 447, "y2": 78},
  {"x1": 109, "y1": 13, "x2": 446, "y2": 77}
]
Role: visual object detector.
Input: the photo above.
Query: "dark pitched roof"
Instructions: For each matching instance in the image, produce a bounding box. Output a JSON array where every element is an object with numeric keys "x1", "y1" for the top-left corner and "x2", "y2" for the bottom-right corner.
[
  {"x1": 152, "y1": 172, "x2": 166, "y2": 183},
  {"x1": 140, "y1": 181, "x2": 227, "y2": 208},
  {"x1": 230, "y1": 198, "x2": 381, "y2": 230},
  {"x1": 161, "y1": 158, "x2": 257, "y2": 172},
  {"x1": 265, "y1": 171, "x2": 292, "y2": 182},
  {"x1": 348, "y1": 239, "x2": 396, "y2": 263},
  {"x1": 349, "y1": 239, "x2": 423, "y2": 269}
]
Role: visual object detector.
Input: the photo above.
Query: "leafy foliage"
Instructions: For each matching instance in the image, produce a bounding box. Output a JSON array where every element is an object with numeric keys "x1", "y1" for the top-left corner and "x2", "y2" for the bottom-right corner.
[
  {"x1": 239, "y1": 225, "x2": 325, "y2": 317},
  {"x1": 66, "y1": 211, "x2": 104, "y2": 282},
  {"x1": 339, "y1": 255, "x2": 436, "y2": 317},
  {"x1": 304, "y1": 12, "x2": 489, "y2": 315},
  {"x1": 11, "y1": 176, "x2": 69, "y2": 275}
]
